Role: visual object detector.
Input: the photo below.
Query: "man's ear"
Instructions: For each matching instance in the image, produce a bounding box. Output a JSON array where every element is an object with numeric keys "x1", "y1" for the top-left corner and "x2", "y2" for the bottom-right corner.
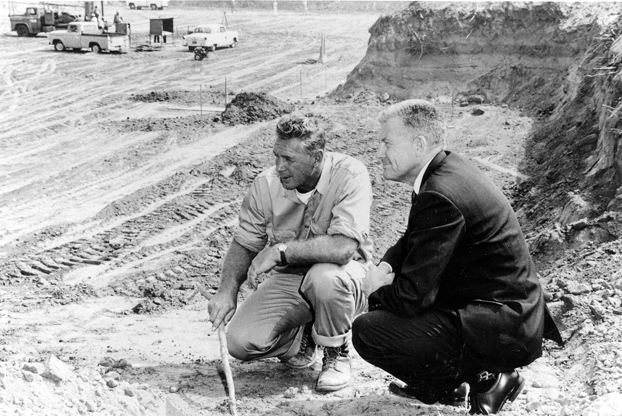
[
  {"x1": 314, "y1": 149, "x2": 324, "y2": 164},
  {"x1": 414, "y1": 135, "x2": 427, "y2": 155}
]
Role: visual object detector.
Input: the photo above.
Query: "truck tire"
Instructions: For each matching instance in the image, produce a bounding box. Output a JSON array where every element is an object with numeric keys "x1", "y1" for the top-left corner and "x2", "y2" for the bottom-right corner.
[
  {"x1": 128, "y1": 3, "x2": 136, "y2": 9},
  {"x1": 91, "y1": 43, "x2": 102, "y2": 53},
  {"x1": 54, "y1": 41, "x2": 66, "y2": 52},
  {"x1": 16, "y1": 25, "x2": 29, "y2": 37},
  {"x1": 210, "y1": 44, "x2": 217, "y2": 52},
  {"x1": 229, "y1": 39, "x2": 237, "y2": 48},
  {"x1": 150, "y1": 4, "x2": 157, "y2": 10}
]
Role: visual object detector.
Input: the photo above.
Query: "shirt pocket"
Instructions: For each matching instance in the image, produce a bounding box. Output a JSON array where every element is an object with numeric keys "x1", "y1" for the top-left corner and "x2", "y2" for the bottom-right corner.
[{"x1": 272, "y1": 228, "x2": 298, "y2": 244}]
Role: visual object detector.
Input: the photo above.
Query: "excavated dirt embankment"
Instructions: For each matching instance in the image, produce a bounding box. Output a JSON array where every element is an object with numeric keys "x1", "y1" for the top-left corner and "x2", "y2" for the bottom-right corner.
[{"x1": 339, "y1": 1, "x2": 622, "y2": 261}]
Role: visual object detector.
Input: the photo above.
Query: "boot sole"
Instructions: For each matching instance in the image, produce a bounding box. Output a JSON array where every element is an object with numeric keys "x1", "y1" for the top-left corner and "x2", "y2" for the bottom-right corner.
[{"x1": 315, "y1": 379, "x2": 351, "y2": 392}]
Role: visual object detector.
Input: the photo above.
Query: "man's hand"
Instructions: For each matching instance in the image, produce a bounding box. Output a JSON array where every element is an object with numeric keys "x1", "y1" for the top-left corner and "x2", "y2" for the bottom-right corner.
[
  {"x1": 247, "y1": 245, "x2": 280, "y2": 289},
  {"x1": 362, "y1": 263, "x2": 395, "y2": 297},
  {"x1": 208, "y1": 286, "x2": 238, "y2": 332}
]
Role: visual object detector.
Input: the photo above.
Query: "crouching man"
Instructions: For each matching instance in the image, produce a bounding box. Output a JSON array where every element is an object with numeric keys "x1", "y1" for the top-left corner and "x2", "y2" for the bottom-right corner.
[
  {"x1": 352, "y1": 100, "x2": 562, "y2": 414},
  {"x1": 209, "y1": 114, "x2": 373, "y2": 392}
]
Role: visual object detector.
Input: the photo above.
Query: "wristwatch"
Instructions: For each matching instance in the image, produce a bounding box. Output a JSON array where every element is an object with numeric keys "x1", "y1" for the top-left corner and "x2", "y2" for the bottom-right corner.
[{"x1": 277, "y1": 243, "x2": 288, "y2": 266}]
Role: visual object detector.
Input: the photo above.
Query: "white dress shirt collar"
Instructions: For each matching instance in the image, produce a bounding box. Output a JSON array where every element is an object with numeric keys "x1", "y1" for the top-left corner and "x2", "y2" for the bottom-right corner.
[{"x1": 413, "y1": 157, "x2": 434, "y2": 195}]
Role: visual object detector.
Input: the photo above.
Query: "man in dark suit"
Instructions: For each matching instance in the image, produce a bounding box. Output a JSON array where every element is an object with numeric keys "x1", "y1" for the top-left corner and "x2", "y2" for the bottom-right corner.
[{"x1": 352, "y1": 99, "x2": 561, "y2": 414}]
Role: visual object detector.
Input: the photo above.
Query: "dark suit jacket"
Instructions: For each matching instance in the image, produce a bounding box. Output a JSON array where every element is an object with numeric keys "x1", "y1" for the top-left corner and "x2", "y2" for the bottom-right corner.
[{"x1": 370, "y1": 151, "x2": 560, "y2": 371}]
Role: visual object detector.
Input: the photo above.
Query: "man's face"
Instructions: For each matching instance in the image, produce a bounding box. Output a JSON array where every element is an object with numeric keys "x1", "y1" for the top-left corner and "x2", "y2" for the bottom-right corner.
[
  {"x1": 377, "y1": 117, "x2": 420, "y2": 184},
  {"x1": 273, "y1": 137, "x2": 320, "y2": 192}
]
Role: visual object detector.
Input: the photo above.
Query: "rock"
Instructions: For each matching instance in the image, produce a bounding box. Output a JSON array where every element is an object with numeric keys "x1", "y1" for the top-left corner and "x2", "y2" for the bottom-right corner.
[
  {"x1": 124, "y1": 387, "x2": 134, "y2": 397},
  {"x1": 567, "y1": 281, "x2": 591, "y2": 295},
  {"x1": 85, "y1": 400, "x2": 97, "y2": 412},
  {"x1": 559, "y1": 193, "x2": 591, "y2": 227},
  {"x1": 570, "y1": 218, "x2": 590, "y2": 230},
  {"x1": 219, "y1": 166, "x2": 236, "y2": 178},
  {"x1": 380, "y1": 92, "x2": 390, "y2": 102},
  {"x1": 106, "y1": 378, "x2": 119, "y2": 388},
  {"x1": 106, "y1": 370, "x2": 121, "y2": 380},
  {"x1": 22, "y1": 363, "x2": 44, "y2": 374},
  {"x1": 169, "y1": 386, "x2": 179, "y2": 393},
  {"x1": 562, "y1": 295, "x2": 577, "y2": 312},
  {"x1": 284, "y1": 387, "x2": 299, "y2": 398},
  {"x1": 42, "y1": 355, "x2": 75, "y2": 383},
  {"x1": 471, "y1": 108, "x2": 485, "y2": 116},
  {"x1": 22, "y1": 370, "x2": 35, "y2": 382},
  {"x1": 589, "y1": 303, "x2": 606, "y2": 321},
  {"x1": 467, "y1": 94, "x2": 485, "y2": 104}
]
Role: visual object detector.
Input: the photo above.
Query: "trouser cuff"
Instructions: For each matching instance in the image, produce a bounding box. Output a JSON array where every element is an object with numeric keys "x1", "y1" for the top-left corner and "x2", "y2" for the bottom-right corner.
[{"x1": 312, "y1": 325, "x2": 350, "y2": 348}]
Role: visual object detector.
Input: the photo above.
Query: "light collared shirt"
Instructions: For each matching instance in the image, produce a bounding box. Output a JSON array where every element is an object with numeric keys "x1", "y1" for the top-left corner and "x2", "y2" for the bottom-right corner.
[
  {"x1": 235, "y1": 152, "x2": 373, "y2": 273},
  {"x1": 413, "y1": 157, "x2": 434, "y2": 195}
]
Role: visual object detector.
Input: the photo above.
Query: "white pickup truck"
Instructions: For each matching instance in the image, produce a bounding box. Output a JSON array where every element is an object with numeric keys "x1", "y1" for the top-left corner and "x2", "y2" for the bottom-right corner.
[
  {"x1": 182, "y1": 24, "x2": 238, "y2": 51},
  {"x1": 47, "y1": 21, "x2": 129, "y2": 53}
]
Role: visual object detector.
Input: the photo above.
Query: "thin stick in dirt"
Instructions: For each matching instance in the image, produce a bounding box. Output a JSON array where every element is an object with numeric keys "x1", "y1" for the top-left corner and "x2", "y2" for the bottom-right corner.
[{"x1": 189, "y1": 284, "x2": 238, "y2": 416}]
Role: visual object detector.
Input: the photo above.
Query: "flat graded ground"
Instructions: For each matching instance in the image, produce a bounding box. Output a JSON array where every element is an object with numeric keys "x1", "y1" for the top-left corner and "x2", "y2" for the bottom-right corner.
[{"x1": 0, "y1": 4, "x2": 576, "y2": 416}]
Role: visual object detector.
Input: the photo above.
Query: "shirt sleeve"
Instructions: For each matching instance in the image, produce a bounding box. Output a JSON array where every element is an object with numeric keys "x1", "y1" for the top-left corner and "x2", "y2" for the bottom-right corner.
[
  {"x1": 326, "y1": 168, "x2": 372, "y2": 246},
  {"x1": 370, "y1": 191, "x2": 465, "y2": 317},
  {"x1": 234, "y1": 178, "x2": 268, "y2": 253}
]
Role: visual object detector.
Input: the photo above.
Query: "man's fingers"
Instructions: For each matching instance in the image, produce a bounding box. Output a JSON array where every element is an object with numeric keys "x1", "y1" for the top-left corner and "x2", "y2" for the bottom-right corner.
[
  {"x1": 211, "y1": 312, "x2": 225, "y2": 331},
  {"x1": 247, "y1": 268, "x2": 257, "y2": 289}
]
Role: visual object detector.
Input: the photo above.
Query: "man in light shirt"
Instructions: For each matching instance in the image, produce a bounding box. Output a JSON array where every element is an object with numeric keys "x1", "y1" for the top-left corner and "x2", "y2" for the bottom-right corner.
[{"x1": 209, "y1": 113, "x2": 373, "y2": 392}]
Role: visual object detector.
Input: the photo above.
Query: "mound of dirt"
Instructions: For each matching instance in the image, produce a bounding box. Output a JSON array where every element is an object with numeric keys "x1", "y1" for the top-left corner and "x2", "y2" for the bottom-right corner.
[
  {"x1": 129, "y1": 90, "x2": 223, "y2": 106},
  {"x1": 219, "y1": 92, "x2": 294, "y2": 125}
]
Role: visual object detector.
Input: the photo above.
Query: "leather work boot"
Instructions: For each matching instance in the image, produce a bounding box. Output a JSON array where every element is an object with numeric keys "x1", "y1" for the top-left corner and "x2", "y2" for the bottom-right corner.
[
  {"x1": 284, "y1": 327, "x2": 318, "y2": 369},
  {"x1": 315, "y1": 345, "x2": 351, "y2": 392},
  {"x1": 468, "y1": 370, "x2": 525, "y2": 414}
]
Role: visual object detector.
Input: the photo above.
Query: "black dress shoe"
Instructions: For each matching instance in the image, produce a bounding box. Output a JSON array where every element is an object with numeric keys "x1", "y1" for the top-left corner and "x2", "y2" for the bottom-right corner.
[
  {"x1": 468, "y1": 370, "x2": 525, "y2": 415},
  {"x1": 389, "y1": 379, "x2": 467, "y2": 406}
]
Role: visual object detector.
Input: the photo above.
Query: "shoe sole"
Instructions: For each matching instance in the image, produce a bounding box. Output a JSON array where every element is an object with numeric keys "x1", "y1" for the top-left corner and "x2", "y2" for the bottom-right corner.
[{"x1": 315, "y1": 380, "x2": 351, "y2": 392}]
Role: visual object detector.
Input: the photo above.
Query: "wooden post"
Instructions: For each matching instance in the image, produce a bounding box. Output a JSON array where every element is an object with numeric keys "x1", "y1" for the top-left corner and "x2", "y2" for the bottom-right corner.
[{"x1": 225, "y1": 78, "x2": 228, "y2": 106}]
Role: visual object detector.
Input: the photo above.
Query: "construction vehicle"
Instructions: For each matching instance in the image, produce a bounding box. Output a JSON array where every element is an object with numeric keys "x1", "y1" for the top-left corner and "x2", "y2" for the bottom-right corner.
[{"x1": 9, "y1": 6, "x2": 78, "y2": 37}]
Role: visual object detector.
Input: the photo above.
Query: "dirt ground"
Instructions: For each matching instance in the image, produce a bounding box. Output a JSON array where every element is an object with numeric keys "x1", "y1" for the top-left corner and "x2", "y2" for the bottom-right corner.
[{"x1": 1, "y1": 2, "x2": 621, "y2": 416}]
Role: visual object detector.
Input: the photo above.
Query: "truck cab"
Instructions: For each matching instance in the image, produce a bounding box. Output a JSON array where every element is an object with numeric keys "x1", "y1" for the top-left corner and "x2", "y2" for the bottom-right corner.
[{"x1": 10, "y1": 7, "x2": 77, "y2": 37}]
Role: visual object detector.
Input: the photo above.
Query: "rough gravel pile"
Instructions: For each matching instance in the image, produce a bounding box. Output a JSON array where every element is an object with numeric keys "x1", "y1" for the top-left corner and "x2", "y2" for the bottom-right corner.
[
  {"x1": 0, "y1": 354, "x2": 165, "y2": 415},
  {"x1": 219, "y1": 92, "x2": 294, "y2": 125}
]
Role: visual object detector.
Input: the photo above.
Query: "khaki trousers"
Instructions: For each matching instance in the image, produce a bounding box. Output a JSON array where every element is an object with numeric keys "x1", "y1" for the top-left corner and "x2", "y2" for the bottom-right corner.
[{"x1": 226, "y1": 260, "x2": 368, "y2": 361}]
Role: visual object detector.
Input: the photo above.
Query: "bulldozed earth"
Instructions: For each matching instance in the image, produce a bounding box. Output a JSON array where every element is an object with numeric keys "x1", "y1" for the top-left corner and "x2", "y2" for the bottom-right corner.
[{"x1": 1, "y1": 1, "x2": 622, "y2": 415}]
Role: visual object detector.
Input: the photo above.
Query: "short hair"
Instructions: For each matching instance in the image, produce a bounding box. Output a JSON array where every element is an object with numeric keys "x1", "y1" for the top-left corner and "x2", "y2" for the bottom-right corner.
[
  {"x1": 276, "y1": 113, "x2": 326, "y2": 154},
  {"x1": 378, "y1": 99, "x2": 447, "y2": 149}
]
